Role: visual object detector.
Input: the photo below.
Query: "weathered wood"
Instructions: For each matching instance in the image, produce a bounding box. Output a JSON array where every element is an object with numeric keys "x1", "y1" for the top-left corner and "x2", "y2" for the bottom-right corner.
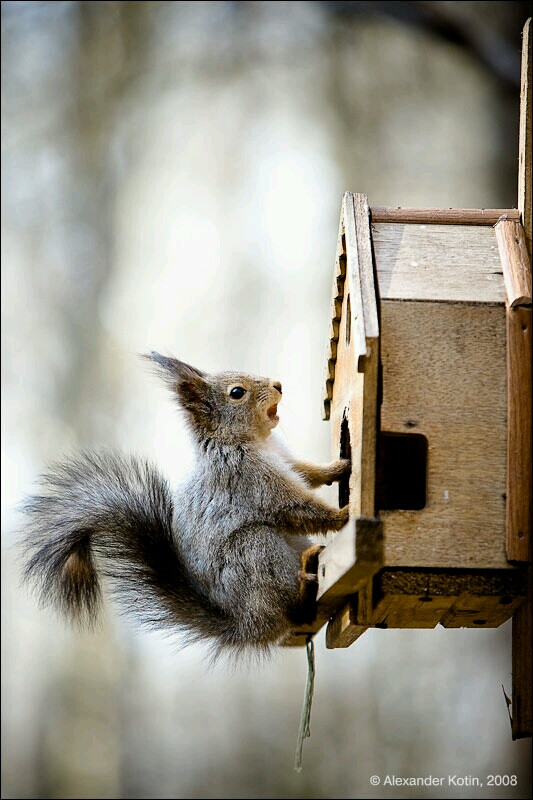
[
  {"x1": 323, "y1": 204, "x2": 347, "y2": 421},
  {"x1": 441, "y1": 594, "x2": 524, "y2": 628},
  {"x1": 373, "y1": 593, "x2": 455, "y2": 629},
  {"x1": 518, "y1": 18, "x2": 532, "y2": 258},
  {"x1": 370, "y1": 208, "x2": 520, "y2": 225},
  {"x1": 325, "y1": 599, "x2": 366, "y2": 648},
  {"x1": 324, "y1": 192, "x2": 380, "y2": 436},
  {"x1": 495, "y1": 220, "x2": 532, "y2": 307},
  {"x1": 506, "y1": 304, "x2": 533, "y2": 562},
  {"x1": 374, "y1": 570, "x2": 524, "y2": 629},
  {"x1": 325, "y1": 579, "x2": 374, "y2": 648},
  {"x1": 349, "y1": 193, "x2": 379, "y2": 349},
  {"x1": 343, "y1": 193, "x2": 368, "y2": 361},
  {"x1": 378, "y1": 569, "x2": 527, "y2": 598},
  {"x1": 372, "y1": 223, "x2": 506, "y2": 303},
  {"x1": 329, "y1": 194, "x2": 379, "y2": 517},
  {"x1": 287, "y1": 568, "x2": 527, "y2": 645},
  {"x1": 510, "y1": 20, "x2": 533, "y2": 740},
  {"x1": 330, "y1": 337, "x2": 379, "y2": 517},
  {"x1": 512, "y1": 567, "x2": 532, "y2": 738},
  {"x1": 316, "y1": 517, "x2": 383, "y2": 604},
  {"x1": 379, "y1": 300, "x2": 509, "y2": 569}
]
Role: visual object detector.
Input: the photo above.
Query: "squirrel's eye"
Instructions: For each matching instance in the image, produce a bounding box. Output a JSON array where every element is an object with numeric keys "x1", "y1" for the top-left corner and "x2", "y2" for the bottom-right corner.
[{"x1": 229, "y1": 386, "x2": 246, "y2": 400}]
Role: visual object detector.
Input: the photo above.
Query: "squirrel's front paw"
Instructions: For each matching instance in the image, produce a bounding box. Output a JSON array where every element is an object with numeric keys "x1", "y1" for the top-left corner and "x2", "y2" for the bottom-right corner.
[{"x1": 324, "y1": 458, "x2": 352, "y2": 485}]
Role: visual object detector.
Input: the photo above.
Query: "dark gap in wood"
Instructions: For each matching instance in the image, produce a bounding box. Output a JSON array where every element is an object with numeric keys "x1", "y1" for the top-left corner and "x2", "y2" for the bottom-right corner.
[
  {"x1": 345, "y1": 294, "x2": 351, "y2": 347},
  {"x1": 376, "y1": 432, "x2": 428, "y2": 510},
  {"x1": 339, "y1": 412, "x2": 352, "y2": 508}
]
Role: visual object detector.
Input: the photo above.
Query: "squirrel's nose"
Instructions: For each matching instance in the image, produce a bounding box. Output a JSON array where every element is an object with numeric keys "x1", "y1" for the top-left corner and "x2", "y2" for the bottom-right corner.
[{"x1": 273, "y1": 381, "x2": 282, "y2": 395}]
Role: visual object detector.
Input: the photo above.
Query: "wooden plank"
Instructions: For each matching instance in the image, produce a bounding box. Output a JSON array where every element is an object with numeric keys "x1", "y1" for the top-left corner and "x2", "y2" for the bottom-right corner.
[
  {"x1": 343, "y1": 192, "x2": 367, "y2": 361},
  {"x1": 286, "y1": 568, "x2": 527, "y2": 645},
  {"x1": 518, "y1": 18, "x2": 532, "y2": 258},
  {"x1": 495, "y1": 220, "x2": 532, "y2": 307},
  {"x1": 511, "y1": 19, "x2": 532, "y2": 740},
  {"x1": 330, "y1": 195, "x2": 379, "y2": 517},
  {"x1": 372, "y1": 593, "x2": 455, "y2": 629},
  {"x1": 441, "y1": 594, "x2": 524, "y2": 628},
  {"x1": 512, "y1": 567, "x2": 532, "y2": 738},
  {"x1": 378, "y1": 569, "x2": 527, "y2": 598},
  {"x1": 351, "y1": 193, "x2": 379, "y2": 345},
  {"x1": 324, "y1": 567, "x2": 527, "y2": 647},
  {"x1": 506, "y1": 305, "x2": 532, "y2": 562},
  {"x1": 325, "y1": 599, "x2": 367, "y2": 649},
  {"x1": 379, "y1": 301, "x2": 509, "y2": 569},
  {"x1": 371, "y1": 208, "x2": 520, "y2": 225},
  {"x1": 372, "y1": 223, "x2": 506, "y2": 303},
  {"x1": 374, "y1": 570, "x2": 524, "y2": 629},
  {"x1": 316, "y1": 517, "x2": 383, "y2": 604},
  {"x1": 323, "y1": 203, "x2": 347, "y2": 421},
  {"x1": 325, "y1": 579, "x2": 374, "y2": 649}
]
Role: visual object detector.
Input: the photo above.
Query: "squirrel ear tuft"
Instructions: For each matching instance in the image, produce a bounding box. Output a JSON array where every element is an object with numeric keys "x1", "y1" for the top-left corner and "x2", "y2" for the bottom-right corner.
[
  {"x1": 142, "y1": 352, "x2": 207, "y2": 381},
  {"x1": 142, "y1": 353, "x2": 213, "y2": 424}
]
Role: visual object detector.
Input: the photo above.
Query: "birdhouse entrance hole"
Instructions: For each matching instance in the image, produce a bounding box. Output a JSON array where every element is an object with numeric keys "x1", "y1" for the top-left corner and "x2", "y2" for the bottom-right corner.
[{"x1": 376, "y1": 432, "x2": 428, "y2": 511}]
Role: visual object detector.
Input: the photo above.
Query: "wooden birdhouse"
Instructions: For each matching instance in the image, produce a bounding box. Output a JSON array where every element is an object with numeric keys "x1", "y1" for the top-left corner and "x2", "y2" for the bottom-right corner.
[{"x1": 289, "y1": 21, "x2": 532, "y2": 741}]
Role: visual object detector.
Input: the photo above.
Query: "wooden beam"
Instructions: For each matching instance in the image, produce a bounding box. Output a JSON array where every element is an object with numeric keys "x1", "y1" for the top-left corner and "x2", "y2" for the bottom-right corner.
[
  {"x1": 326, "y1": 579, "x2": 374, "y2": 649},
  {"x1": 316, "y1": 517, "x2": 383, "y2": 605},
  {"x1": 325, "y1": 598, "x2": 366, "y2": 649},
  {"x1": 506, "y1": 304, "x2": 532, "y2": 563},
  {"x1": 518, "y1": 18, "x2": 532, "y2": 257},
  {"x1": 512, "y1": 567, "x2": 532, "y2": 738},
  {"x1": 370, "y1": 208, "x2": 520, "y2": 225},
  {"x1": 496, "y1": 220, "x2": 532, "y2": 307},
  {"x1": 286, "y1": 568, "x2": 527, "y2": 646},
  {"x1": 440, "y1": 594, "x2": 524, "y2": 628}
]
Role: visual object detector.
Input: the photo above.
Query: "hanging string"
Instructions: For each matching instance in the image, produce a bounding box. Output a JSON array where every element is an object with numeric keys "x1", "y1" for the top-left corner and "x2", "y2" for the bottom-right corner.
[{"x1": 294, "y1": 636, "x2": 315, "y2": 772}]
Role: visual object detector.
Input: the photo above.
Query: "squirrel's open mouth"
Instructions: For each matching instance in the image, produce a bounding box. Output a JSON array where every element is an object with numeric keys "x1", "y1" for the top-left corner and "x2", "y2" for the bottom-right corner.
[{"x1": 267, "y1": 403, "x2": 279, "y2": 422}]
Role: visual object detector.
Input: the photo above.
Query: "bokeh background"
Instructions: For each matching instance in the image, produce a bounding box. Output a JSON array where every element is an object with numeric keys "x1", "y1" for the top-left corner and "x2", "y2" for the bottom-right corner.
[{"x1": 2, "y1": 2, "x2": 532, "y2": 798}]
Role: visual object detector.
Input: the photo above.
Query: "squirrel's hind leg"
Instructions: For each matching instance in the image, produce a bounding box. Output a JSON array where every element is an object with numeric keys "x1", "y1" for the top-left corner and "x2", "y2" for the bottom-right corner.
[{"x1": 296, "y1": 544, "x2": 325, "y2": 622}]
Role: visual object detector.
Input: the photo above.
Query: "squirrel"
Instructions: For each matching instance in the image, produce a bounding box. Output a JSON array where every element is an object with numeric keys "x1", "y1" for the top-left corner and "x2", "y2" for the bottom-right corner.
[{"x1": 21, "y1": 353, "x2": 351, "y2": 658}]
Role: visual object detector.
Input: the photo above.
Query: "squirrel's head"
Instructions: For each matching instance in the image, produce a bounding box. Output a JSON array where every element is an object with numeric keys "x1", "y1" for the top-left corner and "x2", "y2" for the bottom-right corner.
[{"x1": 145, "y1": 352, "x2": 282, "y2": 443}]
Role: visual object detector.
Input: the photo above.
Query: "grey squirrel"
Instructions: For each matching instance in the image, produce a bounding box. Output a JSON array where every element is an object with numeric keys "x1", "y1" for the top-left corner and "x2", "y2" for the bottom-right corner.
[{"x1": 21, "y1": 353, "x2": 350, "y2": 657}]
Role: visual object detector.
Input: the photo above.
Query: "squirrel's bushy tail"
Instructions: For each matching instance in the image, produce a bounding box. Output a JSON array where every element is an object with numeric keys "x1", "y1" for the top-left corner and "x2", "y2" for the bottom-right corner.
[{"x1": 21, "y1": 452, "x2": 227, "y2": 646}]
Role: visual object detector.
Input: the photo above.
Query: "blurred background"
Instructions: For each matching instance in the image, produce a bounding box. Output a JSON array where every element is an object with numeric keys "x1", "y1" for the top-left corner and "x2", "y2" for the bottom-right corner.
[{"x1": 2, "y1": 1, "x2": 532, "y2": 798}]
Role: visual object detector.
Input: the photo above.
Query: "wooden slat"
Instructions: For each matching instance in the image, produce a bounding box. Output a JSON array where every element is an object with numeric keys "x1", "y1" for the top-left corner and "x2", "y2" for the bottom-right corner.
[
  {"x1": 372, "y1": 223, "x2": 506, "y2": 304},
  {"x1": 325, "y1": 575, "x2": 375, "y2": 649},
  {"x1": 343, "y1": 193, "x2": 367, "y2": 361},
  {"x1": 350, "y1": 193, "x2": 379, "y2": 346},
  {"x1": 377, "y1": 569, "x2": 526, "y2": 597},
  {"x1": 373, "y1": 594, "x2": 455, "y2": 629},
  {"x1": 286, "y1": 568, "x2": 527, "y2": 646},
  {"x1": 380, "y1": 300, "x2": 509, "y2": 569},
  {"x1": 518, "y1": 18, "x2": 532, "y2": 258},
  {"x1": 441, "y1": 594, "x2": 524, "y2": 628},
  {"x1": 511, "y1": 19, "x2": 533, "y2": 741},
  {"x1": 323, "y1": 203, "x2": 348, "y2": 420},
  {"x1": 496, "y1": 220, "x2": 532, "y2": 307},
  {"x1": 506, "y1": 305, "x2": 532, "y2": 562},
  {"x1": 324, "y1": 568, "x2": 527, "y2": 648},
  {"x1": 316, "y1": 517, "x2": 383, "y2": 605},
  {"x1": 325, "y1": 599, "x2": 366, "y2": 649},
  {"x1": 512, "y1": 567, "x2": 532, "y2": 738},
  {"x1": 330, "y1": 194, "x2": 379, "y2": 517},
  {"x1": 371, "y1": 208, "x2": 520, "y2": 225}
]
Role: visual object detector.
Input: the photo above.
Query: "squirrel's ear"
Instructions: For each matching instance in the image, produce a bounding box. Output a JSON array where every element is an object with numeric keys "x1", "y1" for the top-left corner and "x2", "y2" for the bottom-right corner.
[
  {"x1": 144, "y1": 352, "x2": 207, "y2": 382},
  {"x1": 143, "y1": 352, "x2": 213, "y2": 423}
]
